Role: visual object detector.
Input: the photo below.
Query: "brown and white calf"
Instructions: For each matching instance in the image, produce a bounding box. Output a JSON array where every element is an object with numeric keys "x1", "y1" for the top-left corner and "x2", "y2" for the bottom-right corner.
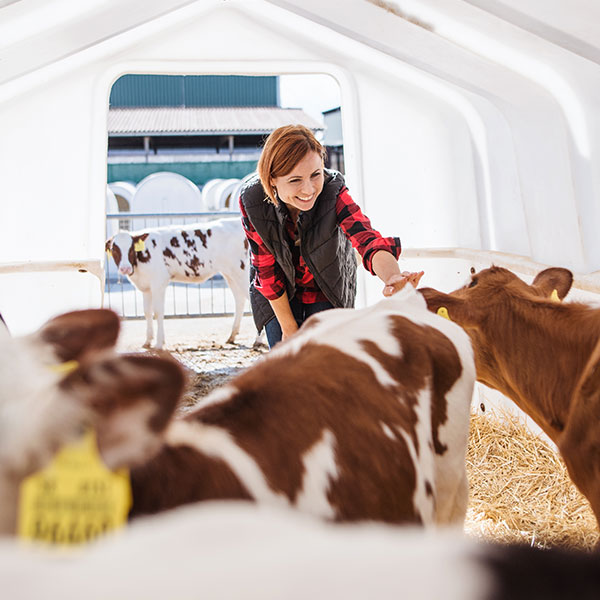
[
  {"x1": 0, "y1": 308, "x2": 185, "y2": 535},
  {"x1": 1, "y1": 285, "x2": 474, "y2": 533},
  {"x1": 129, "y1": 285, "x2": 475, "y2": 526},
  {"x1": 105, "y1": 217, "x2": 252, "y2": 349},
  {"x1": 420, "y1": 266, "x2": 600, "y2": 528}
]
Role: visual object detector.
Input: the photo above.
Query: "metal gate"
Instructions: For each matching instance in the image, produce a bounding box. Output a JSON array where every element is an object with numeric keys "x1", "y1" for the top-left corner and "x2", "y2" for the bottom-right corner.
[{"x1": 105, "y1": 211, "x2": 246, "y2": 320}]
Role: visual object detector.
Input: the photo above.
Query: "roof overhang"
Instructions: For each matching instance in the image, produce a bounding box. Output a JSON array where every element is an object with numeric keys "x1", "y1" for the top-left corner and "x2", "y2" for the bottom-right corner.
[{"x1": 108, "y1": 105, "x2": 324, "y2": 137}]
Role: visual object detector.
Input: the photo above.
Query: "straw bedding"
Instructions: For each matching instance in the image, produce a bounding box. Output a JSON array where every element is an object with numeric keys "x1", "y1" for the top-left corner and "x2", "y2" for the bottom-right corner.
[{"x1": 465, "y1": 406, "x2": 599, "y2": 550}]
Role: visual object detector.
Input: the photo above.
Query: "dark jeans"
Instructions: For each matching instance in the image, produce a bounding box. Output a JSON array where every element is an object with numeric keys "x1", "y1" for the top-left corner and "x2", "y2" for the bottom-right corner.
[{"x1": 264, "y1": 298, "x2": 334, "y2": 349}]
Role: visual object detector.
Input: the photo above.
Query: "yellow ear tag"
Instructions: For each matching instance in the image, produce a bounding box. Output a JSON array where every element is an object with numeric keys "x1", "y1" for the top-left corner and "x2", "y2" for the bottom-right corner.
[
  {"x1": 437, "y1": 306, "x2": 451, "y2": 320},
  {"x1": 18, "y1": 429, "x2": 132, "y2": 546},
  {"x1": 550, "y1": 289, "x2": 560, "y2": 303},
  {"x1": 134, "y1": 239, "x2": 146, "y2": 252},
  {"x1": 105, "y1": 248, "x2": 112, "y2": 258},
  {"x1": 47, "y1": 360, "x2": 79, "y2": 377}
]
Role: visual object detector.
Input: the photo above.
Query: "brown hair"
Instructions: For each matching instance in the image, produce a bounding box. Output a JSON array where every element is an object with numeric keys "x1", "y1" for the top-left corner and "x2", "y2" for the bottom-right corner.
[{"x1": 257, "y1": 124, "x2": 326, "y2": 205}]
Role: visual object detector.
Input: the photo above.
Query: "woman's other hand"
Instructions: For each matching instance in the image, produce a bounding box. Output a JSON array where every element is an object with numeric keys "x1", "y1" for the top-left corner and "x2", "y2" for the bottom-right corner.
[{"x1": 281, "y1": 321, "x2": 299, "y2": 341}]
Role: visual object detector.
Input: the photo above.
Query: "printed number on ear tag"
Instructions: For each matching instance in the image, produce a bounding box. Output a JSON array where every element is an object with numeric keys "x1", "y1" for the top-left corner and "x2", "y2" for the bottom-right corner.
[
  {"x1": 134, "y1": 239, "x2": 146, "y2": 252},
  {"x1": 437, "y1": 306, "x2": 451, "y2": 320},
  {"x1": 18, "y1": 429, "x2": 132, "y2": 546}
]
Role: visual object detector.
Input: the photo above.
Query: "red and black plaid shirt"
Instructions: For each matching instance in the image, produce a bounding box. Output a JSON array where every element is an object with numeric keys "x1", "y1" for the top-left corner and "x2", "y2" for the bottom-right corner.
[{"x1": 240, "y1": 186, "x2": 401, "y2": 304}]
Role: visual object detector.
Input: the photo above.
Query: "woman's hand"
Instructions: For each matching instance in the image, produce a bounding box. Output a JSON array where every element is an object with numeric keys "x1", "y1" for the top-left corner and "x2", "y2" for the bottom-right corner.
[
  {"x1": 371, "y1": 251, "x2": 424, "y2": 298},
  {"x1": 281, "y1": 321, "x2": 299, "y2": 341},
  {"x1": 383, "y1": 271, "x2": 424, "y2": 297}
]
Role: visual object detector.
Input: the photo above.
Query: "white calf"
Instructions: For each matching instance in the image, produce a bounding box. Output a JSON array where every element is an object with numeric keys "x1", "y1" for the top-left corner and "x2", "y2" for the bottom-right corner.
[
  {"x1": 2, "y1": 502, "x2": 599, "y2": 600},
  {"x1": 105, "y1": 217, "x2": 252, "y2": 349}
]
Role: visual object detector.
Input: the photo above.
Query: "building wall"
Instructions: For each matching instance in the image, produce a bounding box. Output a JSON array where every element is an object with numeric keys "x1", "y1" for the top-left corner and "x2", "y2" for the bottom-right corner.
[
  {"x1": 109, "y1": 74, "x2": 279, "y2": 107},
  {"x1": 107, "y1": 160, "x2": 257, "y2": 187}
]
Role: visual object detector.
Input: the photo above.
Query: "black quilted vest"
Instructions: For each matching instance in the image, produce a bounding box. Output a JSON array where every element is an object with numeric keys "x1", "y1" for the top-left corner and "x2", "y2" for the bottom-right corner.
[{"x1": 240, "y1": 169, "x2": 357, "y2": 331}]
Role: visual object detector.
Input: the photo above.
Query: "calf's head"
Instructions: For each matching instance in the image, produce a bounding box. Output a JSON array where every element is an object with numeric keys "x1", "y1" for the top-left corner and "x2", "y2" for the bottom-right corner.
[
  {"x1": 419, "y1": 266, "x2": 573, "y2": 389},
  {"x1": 0, "y1": 309, "x2": 185, "y2": 535},
  {"x1": 105, "y1": 232, "x2": 149, "y2": 276}
]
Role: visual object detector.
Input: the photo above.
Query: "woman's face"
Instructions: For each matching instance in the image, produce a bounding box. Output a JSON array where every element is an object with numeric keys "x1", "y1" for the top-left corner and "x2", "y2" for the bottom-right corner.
[{"x1": 271, "y1": 151, "x2": 324, "y2": 214}]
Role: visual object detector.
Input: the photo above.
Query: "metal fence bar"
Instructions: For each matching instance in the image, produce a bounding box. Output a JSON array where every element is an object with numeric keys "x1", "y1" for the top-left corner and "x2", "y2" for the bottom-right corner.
[
  {"x1": 185, "y1": 281, "x2": 190, "y2": 315},
  {"x1": 106, "y1": 211, "x2": 240, "y2": 220}
]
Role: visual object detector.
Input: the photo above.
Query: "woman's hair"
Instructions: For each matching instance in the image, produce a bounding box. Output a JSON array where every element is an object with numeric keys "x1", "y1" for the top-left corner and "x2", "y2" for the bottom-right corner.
[{"x1": 257, "y1": 124, "x2": 326, "y2": 205}]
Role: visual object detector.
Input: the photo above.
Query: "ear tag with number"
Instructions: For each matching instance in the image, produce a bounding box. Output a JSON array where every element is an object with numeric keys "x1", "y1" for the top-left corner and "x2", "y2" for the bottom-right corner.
[
  {"x1": 437, "y1": 306, "x2": 451, "y2": 320},
  {"x1": 550, "y1": 289, "x2": 560, "y2": 303},
  {"x1": 18, "y1": 429, "x2": 132, "y2": 546},
  {"x1": 134, "y1": 239, "x2": 146, "y2": 252}
]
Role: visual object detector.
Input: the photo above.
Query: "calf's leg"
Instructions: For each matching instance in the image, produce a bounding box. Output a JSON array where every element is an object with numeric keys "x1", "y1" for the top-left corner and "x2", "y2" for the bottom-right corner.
[
  {"x1": 435, "y1": 469, "x2": 469, "y2": 526},
  {"x1": 151, "y1": 283, "x2": 168, "y2": 350},
  {"x1": 142, "y1": 290, "x2": 154, "y2": 349},
  {"x1": 222, "y1": 273, "x2": 245, "y2": 344}
]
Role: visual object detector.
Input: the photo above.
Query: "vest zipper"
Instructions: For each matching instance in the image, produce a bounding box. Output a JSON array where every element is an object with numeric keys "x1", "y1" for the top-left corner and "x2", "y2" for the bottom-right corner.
[{"x1": 297, "y1": 215, "x2": 337, "y2": 306}]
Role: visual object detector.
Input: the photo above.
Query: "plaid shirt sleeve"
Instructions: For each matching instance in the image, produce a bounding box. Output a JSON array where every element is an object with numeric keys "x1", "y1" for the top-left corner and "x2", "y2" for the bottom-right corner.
[
  {"x1": 336, "y1": 187, "x2": 402, "y2": 275},
  {"x1": 239, "y1": 196, "x2": 287, "y2": 300}
]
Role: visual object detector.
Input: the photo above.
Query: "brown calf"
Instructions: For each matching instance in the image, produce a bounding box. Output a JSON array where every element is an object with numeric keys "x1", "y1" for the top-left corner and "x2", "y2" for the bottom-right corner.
[{"x1": 420, "y1": 266, "x2": 600, "y2": 527}]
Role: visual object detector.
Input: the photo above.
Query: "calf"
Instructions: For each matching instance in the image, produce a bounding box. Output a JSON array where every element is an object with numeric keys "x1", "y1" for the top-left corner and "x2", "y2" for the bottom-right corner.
[
  {"x1": 105, "y1": 217, "x2": 253, "y2": 349},
  {"x1": 420, "y1": 266, "x2": 600, "y2": 528},
  {"x1": 0, "y1": 308, "x2": 185, "y2": 536},
  {"x1": 2, "y1": 502, "x2": 600, "y2": 600},
  {"x1": 128, "y1": 284, "x2": 476, "y2": 526},
  {"x1": 1, "y1": 284, "x2": 474, "y2": 532}
]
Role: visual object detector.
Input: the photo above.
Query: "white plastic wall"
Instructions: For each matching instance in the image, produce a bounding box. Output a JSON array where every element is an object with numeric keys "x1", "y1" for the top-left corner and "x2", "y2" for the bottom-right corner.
[
  {"x1": 105, "y1": 187, "x2": 120, "y2": 239},
  {"x1": 0, "y1": 0, "x2": 599, "y2": 333},
  {"x1": 108, "y1": 181, "x2": 135, "y2": 211},
  {"x1": 131, "y1": 172, "x2": 204, "y2": 229},
  {"x1": 201, "y1": 179, "x2": 224, "y2": 211},
  {"x1": 214, "y1": 179, "x2": 242, "y2": 210}
]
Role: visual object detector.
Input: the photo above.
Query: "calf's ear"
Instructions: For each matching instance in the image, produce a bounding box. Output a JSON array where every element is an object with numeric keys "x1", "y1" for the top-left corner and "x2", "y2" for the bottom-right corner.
[
  {"x1": 36, "y1": 309, "x2": 120, "y2": 362},
  {"x1": 419, "y1": 288, "x2": 457, "y2": 315},
  {"x1": 61, "y1": 354, "x2": 186, "y2": 469},
  {"x1": 531, "y1": 267, "x2": 573, "y2": 301},
  {"x1": 418, "y1": 288, "x2": 475, "y2": 327}
]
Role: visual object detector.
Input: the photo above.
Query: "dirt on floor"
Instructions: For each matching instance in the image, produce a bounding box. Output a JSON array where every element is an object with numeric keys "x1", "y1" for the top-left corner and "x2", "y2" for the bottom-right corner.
[{"x1": 116, "y1": 314, "x2": 268, "y2": 408}]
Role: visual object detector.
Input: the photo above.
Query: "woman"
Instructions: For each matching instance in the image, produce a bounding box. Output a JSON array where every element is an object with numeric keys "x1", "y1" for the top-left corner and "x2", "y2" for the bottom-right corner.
[{"x1": 240, "y1": 124, "x2": 423, "y2": 348}]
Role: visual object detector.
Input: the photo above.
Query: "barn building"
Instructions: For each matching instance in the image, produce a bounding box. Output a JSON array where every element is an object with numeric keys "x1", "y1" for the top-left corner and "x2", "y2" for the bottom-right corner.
[
  {"x1": 0, "y1": 0, "x2": 599, "y2": 335},
  {"x1": 107, "y1": 74, "x2": 324, "y2": 186}
]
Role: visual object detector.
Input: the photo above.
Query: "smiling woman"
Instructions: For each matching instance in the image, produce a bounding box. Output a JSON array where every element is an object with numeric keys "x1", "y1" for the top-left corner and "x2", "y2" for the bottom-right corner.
[{"x1": 239, "y1": 124, "x2": 424, "y2": 348}]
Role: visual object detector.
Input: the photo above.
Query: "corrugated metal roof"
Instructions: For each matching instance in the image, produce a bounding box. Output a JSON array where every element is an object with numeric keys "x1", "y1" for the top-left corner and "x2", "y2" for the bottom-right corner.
[{"x1": 108, "y1": 106, "x2": 323, "y2": 136}]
